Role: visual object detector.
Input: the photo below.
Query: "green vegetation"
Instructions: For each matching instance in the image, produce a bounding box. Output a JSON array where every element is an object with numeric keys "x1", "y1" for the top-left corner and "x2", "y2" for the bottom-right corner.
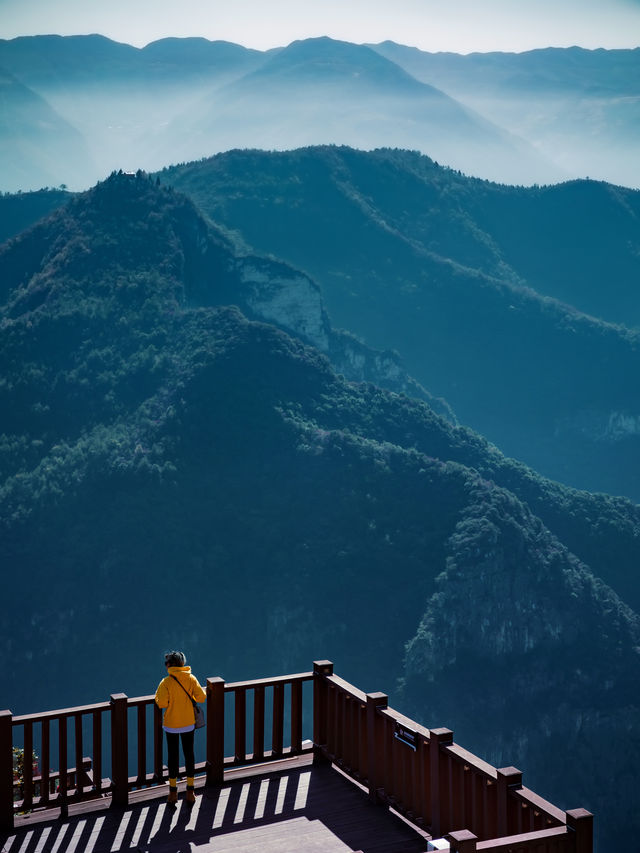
[
  {"x1": 161, "y1": 146, "x2": 640, "y2": 499},
  {"x1": 2, "y1": 170, "x2": 639, "y2": 849}
]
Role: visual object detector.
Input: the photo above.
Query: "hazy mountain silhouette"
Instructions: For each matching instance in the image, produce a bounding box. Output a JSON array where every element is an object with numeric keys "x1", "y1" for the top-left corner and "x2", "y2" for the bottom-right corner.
[
  {"x1": 159, "y1": 146, "x2": 640, "y2": 499},
  {"x1": 0, "y1": 33, "x2": 265, "y2": 87},
  {"x1": 1, "y1": 173, "x2": 639, "y2": 850},
  {"x1": 0, "y1": 35, "x2": 267, "y2": 189},
  {"x1": 0, "y1": 65, "x2": 94, "y2": 192},
  {"x1": 150, "y1": 36, "x2": 563, "y2": 185},
  {"x1": 0, "y1": 34, "x2": 569, "y2": 190},
  {"x1": 372, "y1": 42, "x2": 640, "y2": 189}
]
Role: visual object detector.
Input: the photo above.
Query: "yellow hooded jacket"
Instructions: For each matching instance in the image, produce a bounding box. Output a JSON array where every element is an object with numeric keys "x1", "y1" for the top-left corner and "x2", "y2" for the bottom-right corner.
[{"x1": 155, "y1": 666, "x2": 206, "y2": 732}]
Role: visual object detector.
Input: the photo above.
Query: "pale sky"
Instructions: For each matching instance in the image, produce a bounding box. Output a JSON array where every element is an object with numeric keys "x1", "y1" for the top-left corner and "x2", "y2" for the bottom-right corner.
[{"x1": 1, "y1": 0, "x2": 639, "y2": 52}]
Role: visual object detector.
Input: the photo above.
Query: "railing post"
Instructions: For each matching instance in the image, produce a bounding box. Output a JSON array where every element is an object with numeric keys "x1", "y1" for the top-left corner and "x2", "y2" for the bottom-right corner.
[
  {"x1": 206, "y1": 677, "x2": 225, "y2": 787},
  {"x1": 429, "y1": 727, "x2": 454, "y2": 837},
  {"x1": 566, "y1": 808, "x2": 593, "y2": 853},
  {"x1": 497, "y1": 766, "x2": 522, "y2": 836},
  {"x1": 313, "y1": 660, "x2": 333, "y2": 765},
  {"x1": 0, "y1": 710, "x2": 13, "y2": 832},
  {"x1": 110, "y1": 694, "x2": 128, "y2": 808},
  {"x1": 448, "y1": 829, "x2": 478, "y2": 853},
  {"x1": 366, "y1": 692, "x2": 388, "y2": 803}
]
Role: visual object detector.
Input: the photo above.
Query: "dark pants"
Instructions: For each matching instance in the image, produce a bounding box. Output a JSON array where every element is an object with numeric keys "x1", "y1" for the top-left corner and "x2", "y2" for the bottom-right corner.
[{"x1": 166, "y1": 730, "x2": 195, "y2": 780}]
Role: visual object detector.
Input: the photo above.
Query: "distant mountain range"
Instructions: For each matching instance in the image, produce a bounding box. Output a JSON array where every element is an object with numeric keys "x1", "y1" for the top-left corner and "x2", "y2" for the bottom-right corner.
[
  {"x1": 1, "y1": 172, "x2": 639, "y2": 850},
  {"x1": 372, "y1": 42, "x2": 640, "y2": 189},
  {"x1": 0, "y1": 34, "x2": 637, "y2": 190}
]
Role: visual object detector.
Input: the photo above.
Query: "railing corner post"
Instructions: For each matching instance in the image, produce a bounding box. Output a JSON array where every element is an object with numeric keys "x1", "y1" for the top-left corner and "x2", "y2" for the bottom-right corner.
[
  {"x1": 0, "y1": 710, "x2": 13, "y2": 833},
  {"x1": 566, "y1": 808, "x2": 594, "y2": 853},
  {"x1": 429, "y1": 727, "x2": 453, "y2": 836},
  {"x1": 206, "y1": 677, "x2": 225, "y2": 787},
  {"x1": 447, "y1": 829, "x2": 478, "y2": 853},
  {"x1": 110, "y1": 693, "x2": 129, "y2": 808},
  {"x1": 497, "y1": 766, "x2": 522, "y2": 836},
  {"x1": 366, "y1": 691, "x2": 388, "y2": 803},
  {"x1": 312, "y1": 661, "x2": 333, "y2": 765}
]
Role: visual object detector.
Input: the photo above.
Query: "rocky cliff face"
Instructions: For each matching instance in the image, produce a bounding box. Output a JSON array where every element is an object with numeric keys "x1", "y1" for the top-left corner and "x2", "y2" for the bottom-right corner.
[{"x1": 402, "y1": 479, "x2": 640, "y2": 851}]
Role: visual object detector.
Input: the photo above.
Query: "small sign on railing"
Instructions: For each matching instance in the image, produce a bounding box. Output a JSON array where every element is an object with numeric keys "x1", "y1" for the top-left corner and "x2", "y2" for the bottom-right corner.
[{"x1": 394, "y1": 721, "x2": 418, "y2": 751}]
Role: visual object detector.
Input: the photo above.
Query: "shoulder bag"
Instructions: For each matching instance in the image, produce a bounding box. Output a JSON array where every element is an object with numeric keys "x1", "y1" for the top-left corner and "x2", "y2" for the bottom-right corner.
[{"x1": 170, "y1": 675, "x2": 206, "y2": 729}]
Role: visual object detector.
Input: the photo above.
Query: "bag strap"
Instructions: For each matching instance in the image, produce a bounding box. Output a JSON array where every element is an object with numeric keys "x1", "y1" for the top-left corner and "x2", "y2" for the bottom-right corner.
[{"x1": 169, "y1": 674, "x2": 196, "y2": 707}]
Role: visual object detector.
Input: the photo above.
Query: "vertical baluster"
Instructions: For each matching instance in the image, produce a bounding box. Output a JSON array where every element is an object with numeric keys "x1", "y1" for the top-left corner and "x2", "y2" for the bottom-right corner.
[
  {"x1": 272, "y1": 683, "x2": 284, "y2": 757},
  {"x1": 359, "y1": 702, "x2": 368, "y2": 782},
  {"x1": 327, "y1": 684, "x2": 336, "y2": 757},
  {"x1": 452, "y1": 759, "x2": 466, "y2": 833},
  {"x1": 93, "y1": 711, "x2": 102, "y2": 793},
  {"x1": 442, "y1": 752, "x2": 453, "y2": 833},
  {"x1": 22, "y1": 720, "x2": 34, "y2": 811},
  {"x1": 415, "y1": 736, "x2": 428, "y2": 826},
  {"x1": 153, "y1": 703, "x2": 163, "y2": 784},
  {"x1": 58, "y1": 716, "x2": 68, "y2": 818},
  {"x1": 74, "y1": 713, "x2": 84, "y2": 797},
  {"x1": 334, "y1": 688, "x2": 343, "y2": 763},
  {"x1": 234, "y1": 688, "x2": 246, "y2": 763},
  {"x1": 290, "y1": 680, "x2": 302, "y2": 755},
  {"x1": 462, "y1": 765, "x2": 473, "y2": 834},
  {"x1": 343, "y1": 694, "x2": 352, "y2": 771},
  {"x1": 253, "y1": 686, "x2": 265, "y2": 761},
  {"x1": 40, "y1": 719, "x2": 50, "y2": 805},
  {"x1": 137, "y1": 705, "x2": 147, "y2": 786},
  {"x1": 349, "y1": 699, "x2": 358, "y2": 776},
  {"x1": 484, "y1": 778, "x2": 496, "y2": 840},
  {"x1": 405, "y1": 734, "x2": 415, "y2": 816}
]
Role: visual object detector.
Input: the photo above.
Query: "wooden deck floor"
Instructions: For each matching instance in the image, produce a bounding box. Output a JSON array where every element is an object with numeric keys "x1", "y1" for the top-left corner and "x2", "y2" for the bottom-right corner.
[{"x1": 1, "y1": 758, "x2": 432, "y2": 853}]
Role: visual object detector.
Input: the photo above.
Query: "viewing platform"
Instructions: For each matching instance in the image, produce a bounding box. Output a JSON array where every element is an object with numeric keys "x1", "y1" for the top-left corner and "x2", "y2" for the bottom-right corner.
[{"x1": 1, "y1": 661, "x2": 593, "y2": 852}]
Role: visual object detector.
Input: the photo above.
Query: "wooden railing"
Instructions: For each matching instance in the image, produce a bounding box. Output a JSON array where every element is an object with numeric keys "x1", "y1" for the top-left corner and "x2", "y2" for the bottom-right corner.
[
  {"x1": 1, "y1": 661, "x2": 592, "y2": 853},
  {"x1": 312, "y1": 661, "x2": 592, "y2": 853}
]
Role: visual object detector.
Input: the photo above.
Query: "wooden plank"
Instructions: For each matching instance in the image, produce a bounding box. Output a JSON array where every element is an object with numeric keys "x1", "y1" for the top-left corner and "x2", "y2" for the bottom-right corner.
[
  {"x1": 476, "y1": 826, "x2": 569, "y2": 851},
  {"x1": 325, "y1": 673, "x2": 368, "y2": 703},
  {"x1": 225, "y1": 672, "x2": 314, "y2": 691},
  {"x1": 12, "y1": 702, "x2": 110, "y2": 723}
]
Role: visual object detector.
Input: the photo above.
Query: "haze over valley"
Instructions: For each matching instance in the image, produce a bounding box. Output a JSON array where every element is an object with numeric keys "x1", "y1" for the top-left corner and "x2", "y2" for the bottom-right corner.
[{"x1": 0, "y1": 35, "x2": 638, "y2": 191}]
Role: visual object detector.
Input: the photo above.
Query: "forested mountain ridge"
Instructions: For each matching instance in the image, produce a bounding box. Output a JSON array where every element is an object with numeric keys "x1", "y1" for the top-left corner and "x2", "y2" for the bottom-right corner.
[
  {"x1": 3, "y1": 170, "x2": 640, "y2": 608},
  {"x1": 159, "y1": 146, "x2": 640, "y2": 501},
  {"x1": 5, "y1": 148, "x2": 640, "y2": 499},
  {"x1": 1, "y1": 173, "x2": 640, "y2": 848}
]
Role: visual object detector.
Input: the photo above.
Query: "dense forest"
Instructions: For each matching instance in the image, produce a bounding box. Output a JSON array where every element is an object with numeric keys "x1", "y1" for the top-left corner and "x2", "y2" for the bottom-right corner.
[{"x1": 1, "y1": 172, "x2": 639, "y2": 848}]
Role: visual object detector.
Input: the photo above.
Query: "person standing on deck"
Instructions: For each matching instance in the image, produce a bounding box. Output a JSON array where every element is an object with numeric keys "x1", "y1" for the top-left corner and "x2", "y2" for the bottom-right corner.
[{"x1": 155, "y1": 650, "x2": 206, "y2": 805}]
